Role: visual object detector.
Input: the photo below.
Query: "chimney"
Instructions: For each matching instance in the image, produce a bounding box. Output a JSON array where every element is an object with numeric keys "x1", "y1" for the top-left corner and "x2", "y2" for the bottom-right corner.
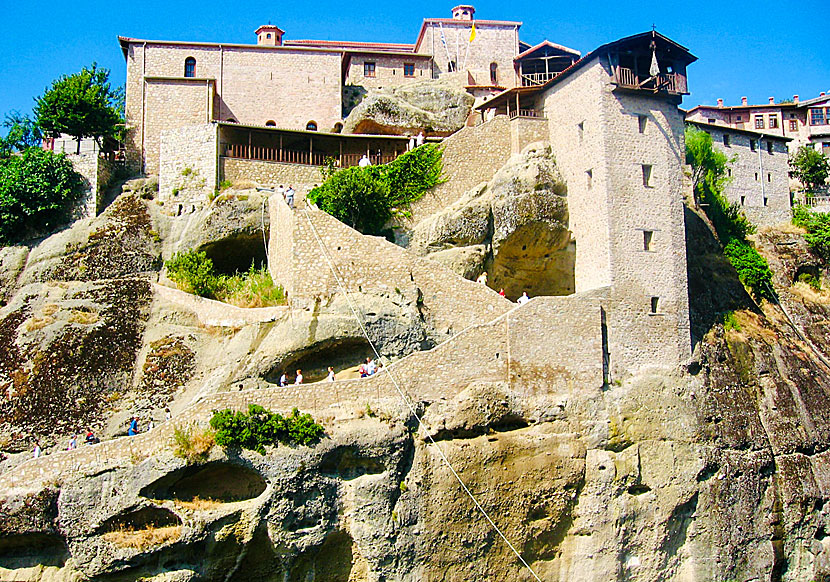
[
  {"x1": 452, "y1": 5, "x2": 475, "y2": 20},
  {"x1": 255, "y1": 24, "x2": 284, "y2": 46},
  {"x1": 794, "y1": 95, "x2": 799, "y2": 104},
  {"x1": 741, "y1": 96, "x2": 748, "y2": 106},
  {"x1": 769, "y1": 97, "x2": 775, "y2": 104},
  {"x1": 717, "y1": 98, "x2": 723, "y2": 107},
  {"x1": 822, "y1": 92, "x2": 827, "y2": 97}
]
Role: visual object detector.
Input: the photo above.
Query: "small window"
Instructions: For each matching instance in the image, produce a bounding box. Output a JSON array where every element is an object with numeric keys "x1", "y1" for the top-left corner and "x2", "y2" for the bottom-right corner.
[
  {"x1": 404, "y1": 63, "x2": 415, "y2": 77},
  {"x1": 643, "y1": 230, "x2": 654, "y2": 251},
  {"x1": 790, "y1": 120, "x2": 799, "y2": 132},
  {"x1": 226, "y1": 118, "x2": 237, "y2": 123},
  {"x1": 750, "y1": 139, "x2": 757, "y2": 152},
  {"x1": 723, "y1": 134, "x2": 730, "y2": 147},
  {"x1": 767, "y1": 173, "x2": 772, "y2": 182},
  {"x1": 764, "y1": 197, "x2": 769, "y2": 206},
  {"x1": 638, "y1": 115, "x2": 647, "y2": 133},
  {"x1": 578, "y1": 121, "x2": 584, "y2": 143},
  {"x1": 265, "y1": 120, "x2": 276, "y2": 127},
  {"x1": 586, "y1": 169, "x2": 593, "y2": 190},
  {"x1": 333, "y1": 122, "x2": 343, "y2": 133},
  {"x1": 642, "y1": 164, "x2": 653, "y2": 187},
  {"x1": 184, "y1": 57, "x2": 196, "y2": 78},
  {"x1": 767, "y1": 141, "x2": 774, "y2": 154},
  {"x1": 769, "y1": 115, "x2": 779, "y2": 129},
  {"x1": 707, "y1": 118, "x2": 716, "y2": 124},
  {"x1": 306, "y1": 121, "x2": 317, "y2": 131},
  {"x1": 266, "y1": 33, "x2": 272, "y2": 39},
  {"x1": 740, "y1": 195, "x2": 745, "y2": 205},
  {"x1": 755, "y1": 116, "x2": 765, "y2": 129},
  {"x1": 490, "y1": 62, "x2": 498, "y2": 85},
  {"x1": 364, "y1": 62, "x2": 376, "y2": 77},
  {"x1": 755, "y1": 172, "x2": 759, "y2": 181},
  {"x1": 650, "y1": 297, "x2": 660, "y2": 314},
  {"x1": 727, "y1": 168, "x2": 732, "y2": 177},
  {"x1": 736, "y1": 115, "x2": 743, "y2": 122}
]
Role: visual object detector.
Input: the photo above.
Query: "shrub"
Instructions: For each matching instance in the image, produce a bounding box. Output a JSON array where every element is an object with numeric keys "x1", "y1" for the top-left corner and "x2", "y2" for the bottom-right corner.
[
  {"x1": 214, "y1": 264, "x2": 285, "y2": 308},
  {"x1": 210, "y1": 404, "x2": 324, "y2": 455},
  {"x1": 723, "y1": 239, "x2": 775, "y2": 300},
  {"x1": 797, "y1": 272, "x2": 822, "y2": 291},
  {"x1": 308, "y1": 144, "x2": 445, "y2": 235},
  {"x1": 790, "y1": 206, "x2": 830, "y2": 261},
  {"x1": 0, "y1": 148, "x2": 86, "y2": 244},
  {"x1": 722, "y1": 311, "x2": 741, "y2": 332},
  {"x1": 172, "y1": 425, "x2": 214, "y2": 464},
  {"x1": 165, "y1": 250, "x2": 218, "y2": 297},
  {"x1": 789, "y1": 145, "x2": 830, "y2": 192}
]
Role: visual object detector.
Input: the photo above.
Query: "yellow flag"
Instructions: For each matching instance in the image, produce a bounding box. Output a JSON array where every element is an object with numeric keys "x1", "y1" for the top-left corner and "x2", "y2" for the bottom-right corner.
[{"x1": 469, "y1": 23, "x2": 476, "y2": 42}]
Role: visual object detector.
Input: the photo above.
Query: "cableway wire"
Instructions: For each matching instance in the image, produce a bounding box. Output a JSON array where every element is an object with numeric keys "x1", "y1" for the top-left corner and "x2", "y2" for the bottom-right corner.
[{"x1": 300, "y1": 204, "x2": 543, "y2": 582}]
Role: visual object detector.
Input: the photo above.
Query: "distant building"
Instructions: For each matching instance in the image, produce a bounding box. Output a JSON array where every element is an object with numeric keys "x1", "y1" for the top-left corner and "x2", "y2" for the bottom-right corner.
[
  {"x1": 688, "y1": 120, "x2": 791, "y2": 226},
  {"x1": 686, "y1": 92, "x2": 830, "y2": 156}
]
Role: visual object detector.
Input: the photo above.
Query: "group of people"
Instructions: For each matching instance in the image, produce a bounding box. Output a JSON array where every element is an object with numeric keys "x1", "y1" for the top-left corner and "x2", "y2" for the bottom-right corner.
[
  {"x1": 475, "y1": 271, "x2": 531, "y2": 304},
  {"x1": 359, "y1": 357, "x2": 383, "y2": 378},
  {"x1": 275, "y1": 184, "x2": 296, "y2": 209},
  {"x1": 276, "y1": 357, "x2": 385, "y2": 386},
  {"x1": 278, "y1": 369, "x2": 304, "y2": 386}
]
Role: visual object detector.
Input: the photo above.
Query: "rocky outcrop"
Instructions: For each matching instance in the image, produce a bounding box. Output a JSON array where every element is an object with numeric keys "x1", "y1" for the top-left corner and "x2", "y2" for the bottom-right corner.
[
  {"x1": 409, "y1": 143, "x2": 572, "y2": 300},
  {"x1": 342, "y1": 80, "x2": 475, "y2": 136}
]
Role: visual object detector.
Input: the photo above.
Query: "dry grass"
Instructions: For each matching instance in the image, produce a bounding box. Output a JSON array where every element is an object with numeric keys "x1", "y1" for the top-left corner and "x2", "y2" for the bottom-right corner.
[
  {"x1": 40, "y1": 303, "x2": 59, "y2": 316},
  {"x1": 103, "y1": 524, "x2": 181, "y2": 549},
  {"x1": 172, "y1": 425, "x2": 215, "y2": 464},
  {"x1": 68, "y1": 309, "x2": 99, "y2": 324},
  {"x1": 26, "y1": 316, "x2": 54, "y2": 331},
  {"x1": 733, "y1": 309, "x2": 779, "y2": 343},
  {"x1": 789, "y1": 281, "x2": 830, "y2": 305},
  {"x1": 174, "y1": 496, "x2": 225, "y2": 511},
  {"x1": 760, "y1": 223, "x2": 806, "y2": 235}
]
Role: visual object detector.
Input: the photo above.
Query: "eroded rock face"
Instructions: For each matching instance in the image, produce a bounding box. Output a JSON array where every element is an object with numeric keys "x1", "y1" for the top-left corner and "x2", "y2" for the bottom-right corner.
[
  {"x1": 409, "y1": 143, "x2": 573, "y2": 300},
  {"x1": 342, "y1": 80, "x2": 475, "y2": 136}
]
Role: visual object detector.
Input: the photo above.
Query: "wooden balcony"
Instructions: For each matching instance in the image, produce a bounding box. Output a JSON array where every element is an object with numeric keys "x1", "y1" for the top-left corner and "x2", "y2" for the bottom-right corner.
[
  {"x1": 613, "y1": 67, "x2": 688, "y2": 95},
  {"x1": 520, "y1": 72, "x2": 558, "y2": 87},
  {"x1": 509, "y1": 108, "x2": 545, "y2": 119},
  {"x1": 224, "y1": 144, "x2": 401, "y2": 168}
]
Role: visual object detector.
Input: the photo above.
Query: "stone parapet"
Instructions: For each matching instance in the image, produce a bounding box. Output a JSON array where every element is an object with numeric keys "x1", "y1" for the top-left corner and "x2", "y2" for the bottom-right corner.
[{"x1": 158, "y1": 123, "x2": 218, "y2": 205}]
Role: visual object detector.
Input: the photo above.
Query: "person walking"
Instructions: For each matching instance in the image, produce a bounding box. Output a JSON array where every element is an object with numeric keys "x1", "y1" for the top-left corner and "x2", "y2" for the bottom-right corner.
[
  {"x1": 285, "y1": 185, "x2": 295, "y2": 209},
  {"x1": 33, "y1": 441, "x2": 42, "y2": 458},
  {"x1": 358, "y1": 154, "x2": 371, "y2": 167},
  {"x1": 279, "y1": 371, "x2": 287, "y2": 387},
  {"x1": 128, "y1": 417, "x2": 139, "y2": 436},
  {"x1": 294, "y1": 369, "x2": 304, "y2": 385},
  {"x1": 476, "y1": 271, "x2": 488, "y2": 285},
  {"x1": 416, "y1": 131, "x2": 425, "y2": 147},
  {"x1": 164, "y1": 407, "x2": 172, "y2": 421},
  {"x1": 327, "y1": 367, "x2": 336, "y2": 382},
  {"x1": 276, "y1": 184, "x2": 285, "y2": 200},
  {"x1": 517, "y1": 291, "x2": 530, "y2": 305},
  {"x1": 68, "y1": 434, "x2": 77, "y2": 450}
]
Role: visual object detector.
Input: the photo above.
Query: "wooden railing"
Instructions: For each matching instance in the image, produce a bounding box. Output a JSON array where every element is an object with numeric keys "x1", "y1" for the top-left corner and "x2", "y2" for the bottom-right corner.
[
  {"x1": 223, "y1": 144, "x2": 402, "y2": 168},
  {"x1": 509, "y1": 109, "x2": 545, "y2": 119},
  {"x1": 614, "y1": 67, "x2": 687, "y2": 95},
  {"x1": 520, "y1": 72, "x2": 558, "y2": 86}
]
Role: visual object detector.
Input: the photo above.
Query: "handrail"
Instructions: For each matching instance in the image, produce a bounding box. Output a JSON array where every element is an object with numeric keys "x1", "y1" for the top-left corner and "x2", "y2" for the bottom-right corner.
[{"x1": 223, "y1": 144, "x2": 401, "y2": 168}]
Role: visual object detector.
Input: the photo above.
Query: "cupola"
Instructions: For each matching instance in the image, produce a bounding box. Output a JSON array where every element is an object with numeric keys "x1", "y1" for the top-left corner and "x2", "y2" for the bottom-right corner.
[
  {"x1": 255, "y1": 24, "x2": 284, "y2": 46},
  {"x1": 452, "y1": 5, "x2": 475, "y2": 20}
]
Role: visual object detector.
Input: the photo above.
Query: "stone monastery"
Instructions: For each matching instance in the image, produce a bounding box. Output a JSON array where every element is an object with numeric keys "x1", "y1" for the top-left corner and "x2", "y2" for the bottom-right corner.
[{"x1": 117, "y1": 5, "x2": 699, "y2": 379}]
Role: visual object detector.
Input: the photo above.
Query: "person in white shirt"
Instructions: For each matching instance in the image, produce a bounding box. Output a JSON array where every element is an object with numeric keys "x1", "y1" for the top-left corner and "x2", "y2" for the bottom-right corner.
[
  {"x1": 285, "y1": 185, "x2": 295, "y2": 208},
  {"x1": 517, "y1": 292, "x2": 530, "y2": 305},
  {"x1": 275, "y1": 184, "x2": 285, "y2": 200},
  {"x1": 358, "y1": 154, "x2": 371, "y2": 167},
  {"x1": 416, "y1": 131, "x2": 425, "y2": 147},
  {"x1": 294, "y1": 369, "x2": 303, "y2": 385},
  {"x1": 367, "y1": 358, "x2": 377, "y2": 376},
  {"x1": 327, "y1": 367, "x2": 335, "y2": 382}
]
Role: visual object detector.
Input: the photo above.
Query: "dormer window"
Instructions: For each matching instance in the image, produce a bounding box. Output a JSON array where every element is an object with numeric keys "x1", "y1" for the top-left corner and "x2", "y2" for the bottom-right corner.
[{"x1": 184, "y1": 57, "x2": 196, "y2": 78}]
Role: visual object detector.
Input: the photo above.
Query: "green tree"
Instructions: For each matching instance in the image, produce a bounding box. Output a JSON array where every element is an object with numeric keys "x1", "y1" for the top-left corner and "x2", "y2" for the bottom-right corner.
[
  {"x1": 33, "y1": 64, "x2": 122, "y2": 154},
  {"x1": 0, "y1": 111, "x2": 42, "y2": 157},
  {"x1": 685, "y1": 126, "x2": 733, "y2": 205},
  {"x1": 0, "y1": 148, "x2": 86, "y2": 244},
  {"x1": 789, "y1": 145, "x2": 830, "y2": 192}
]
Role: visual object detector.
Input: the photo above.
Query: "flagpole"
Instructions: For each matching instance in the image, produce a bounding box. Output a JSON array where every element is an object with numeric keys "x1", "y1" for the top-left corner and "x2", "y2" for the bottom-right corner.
[
  {"x1": 463, "y1": 22, "x2": 473, "y2": 71},
  {"x1": 439, "y1": 22, "x2": 453, "y2": 73}
]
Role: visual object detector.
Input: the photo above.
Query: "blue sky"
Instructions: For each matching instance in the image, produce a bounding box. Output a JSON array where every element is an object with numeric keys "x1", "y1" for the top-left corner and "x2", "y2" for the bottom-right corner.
[{"x1": 1, "y1": 0, "x2": 827, "y2": 126}]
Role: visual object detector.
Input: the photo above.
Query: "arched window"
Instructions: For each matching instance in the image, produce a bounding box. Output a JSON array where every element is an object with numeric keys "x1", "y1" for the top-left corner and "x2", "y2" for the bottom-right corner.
[
  {"x1": 266, "y1": 33, "x2": 272, "y2": 39},
  {"x1": 226, "y1": 118, "x2": 237, "y2": 123},
  {"x1": 332, "y1": 122, "x2": 343, "y2": 133},
  {"x1": 490, "y1": 62, "x2": 498, "y2": 85},
  {"x1": 306, "y1": 121, "x2": 317, "y2": 131},
  {"x1": 184, "y1": 57, "x2": 196, "y2": 78},
  {"x1": 265, "y1": 120, "x2": 276, "y2": 127}
]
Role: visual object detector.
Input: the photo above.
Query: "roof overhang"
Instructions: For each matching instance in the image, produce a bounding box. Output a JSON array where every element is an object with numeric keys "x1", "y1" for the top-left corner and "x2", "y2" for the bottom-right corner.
[
  {"x1": 687, "y1": 120, "x2": 792, "y2": 141},
  {"x1": 515, "y1": 40, "x2": 580, "y2": 60}
]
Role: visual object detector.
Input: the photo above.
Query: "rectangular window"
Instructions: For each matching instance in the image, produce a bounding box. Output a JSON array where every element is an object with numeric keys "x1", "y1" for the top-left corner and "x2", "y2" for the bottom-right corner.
[
  {"x1": 403, "y1": 63, "x2": 415, "y2": 77},
  {"x1": 364, "y1": 62, "x2": 376, "y2": 77},
  {"x1": 643, "y1": 230, "x2": 654, "y2": 251},
  {"x1": 755, "y1": 116, "x2": 765, "y2": 129},
  {"x1": 650, "y1": 296, "x2": 660, "y2": 314},
  {"x1": 811, "y1": 108, "x2": 826, "y2": 126},
  {"x1": 638, "y1": 115, "x2": 647, "y2": 133},
  {"x1": 769, "y1": 115, "x2": 779, "y2": 129},
  {"x1": 642, "y1": 164, "x2": 653, "y2": 187},
  {"x1": 755, "y1": 172, "x2": 759, "y2": 181},
  {"x1": 586, "y1": 169, "x2": 593, "y2": 190},
  {"x1": 764, "y1": 197, "x2": 768, "y2": 206},
  {"x1": 736, "y1": 115, "x2": 743, "y2": 122},
  {"x1": 740, "y1": 195, "x2": 745, "y2": 205},
  {"x1": 768, "y1": 173, "x2": 772, "y2": 182},
  {"x1": 767, "y1": 141, "x2": 774, "y2": 154},
  {"x1": 750, "y1": 139, "x2": 757, "y2": 152},
  {"x1": 578, "y1": 121, "x2": 584, "y2": 143},
  {"x1": 727, "y1": 168, "x2": 732, "y2": 177},
  {"x1": 707, "y1": 118, "x2": 716, "y2": 124},
  {"x1": 790, "y1": 120, "x2": 798, "y2": 132},
  {"x1": 723, "y1": 134, "x2": 730, "y2": 147}
]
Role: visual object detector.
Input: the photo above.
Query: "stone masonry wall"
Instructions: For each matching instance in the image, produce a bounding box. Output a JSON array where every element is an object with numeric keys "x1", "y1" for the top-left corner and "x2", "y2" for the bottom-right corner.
[
  {"x1": 158, "y1": 123, "x2": 218, "y2": 205},
  {"x1": 67, "y1": 153, "x2": 113, "y2": 218},
  {"x1": 345, "y1": 55, "x2": 432, "y2": 90},
  {"x1": 407, "y1": 114, "x2": 512, "y2": 227},
  {"x1": 220, "y1": 158, "x2": 322, "y2": 193},
  {"x1": 695, "y1": 123, "x2": 791, "y2": 227},
  {"x1": 510, "y1": 116, "x2": 549, "y2": 154}
]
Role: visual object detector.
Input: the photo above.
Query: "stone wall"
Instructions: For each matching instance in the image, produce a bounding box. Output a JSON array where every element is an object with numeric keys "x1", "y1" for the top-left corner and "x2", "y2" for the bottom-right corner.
[
  {"x1": 345, "y1": 55, "x2": 432, "y2": 90},
  {"x1": 220, "y1": 157, "x2": 322, "y2": 194},
  {"x1": 691, "y1": 122, "x2": 791, "y2": 227},
  {"x1": 158, "y1": 124, "x2": 218, "y2": 205},
  {"x1": 67, "y1": 153, "x2": 114, "y2": 218},
  {"x1": 509, "y1": 116, "x2": 549, "y2": 154},
  {"x1": 407, "y1": 115, "x2": 512, "y2": 226}
]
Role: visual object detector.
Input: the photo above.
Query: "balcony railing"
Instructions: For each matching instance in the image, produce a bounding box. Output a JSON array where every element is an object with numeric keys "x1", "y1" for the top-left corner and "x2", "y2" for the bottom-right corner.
[
  {"x1": 613, "y1": 67, "x2": 688, "y2": 95},
  {"x1": 509, "y1": 109, "x2": 545, "y2": 119},
  {"x1": 223, "y1": 144, "x2": 400, "y2": 168},
  {"x1": 520, "y1": 72, "x2": 558, "y2": 86}
]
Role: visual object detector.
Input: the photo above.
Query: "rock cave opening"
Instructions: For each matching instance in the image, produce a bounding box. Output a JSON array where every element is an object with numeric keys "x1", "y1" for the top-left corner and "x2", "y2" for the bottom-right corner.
[
  {"x1": 139, "y1": 462, "x2": 267, "y2": 503},
  {"x1": 199, "y1": 232, "x2": 268, "y2": 276},
  {"x1": 265, "y1": 337, "x2": 374, "y2": 384},
  {"x1": 319, "y1": 445, "x2": 386, "y2": 479},
  {"x1": 0, "y1": 533, "x2": 68, "y2": 570},
  {"x1": 101, "y1": 506, "x2": 181, "y2": 532},
  {"x1": 288, "y1": 530, "x2": 358, "y2": 582},
  {"x1": 489, "y1": 224, "x2": 575, "y2": 302}
]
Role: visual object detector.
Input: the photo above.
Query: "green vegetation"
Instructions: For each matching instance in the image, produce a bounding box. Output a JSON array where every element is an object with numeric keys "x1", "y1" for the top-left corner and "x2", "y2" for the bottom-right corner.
[
  {"x1": 789, "y1": 146, "x2": 829, "y2": 193},
  {"x1": 722, "y1": 311, "x2": 741, "y2": 332},
  {"x1": 210, "y1": 404, "x2": 325, "y2": 455},
  {"x1": 792, "y1": 205, "x2": 830, "y2": 262},
  {"x1": 308, "y1": 144, "x2": 445, "y2": 235},
  {"x1": 685, "y1": 126, "x2": 774, "y2": 301},
  {"x1": 0, "y1": 147, "x2": 86, "y2": 244},
  {"x1": 797, "y1": 272, "x2": 822, "y2": 291},
  {"x1": 164, "y1": 249, "x2": 285, "y2": 307},
  {"x1": 172, "y1": 425, "x2": 215, "y2": 464},
  {"x1": 34, "y1": 63, "x2": 123, "y2": 154},
  {"x1": 0, "y1": 111, "x2": 42, "y2": 157}
]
